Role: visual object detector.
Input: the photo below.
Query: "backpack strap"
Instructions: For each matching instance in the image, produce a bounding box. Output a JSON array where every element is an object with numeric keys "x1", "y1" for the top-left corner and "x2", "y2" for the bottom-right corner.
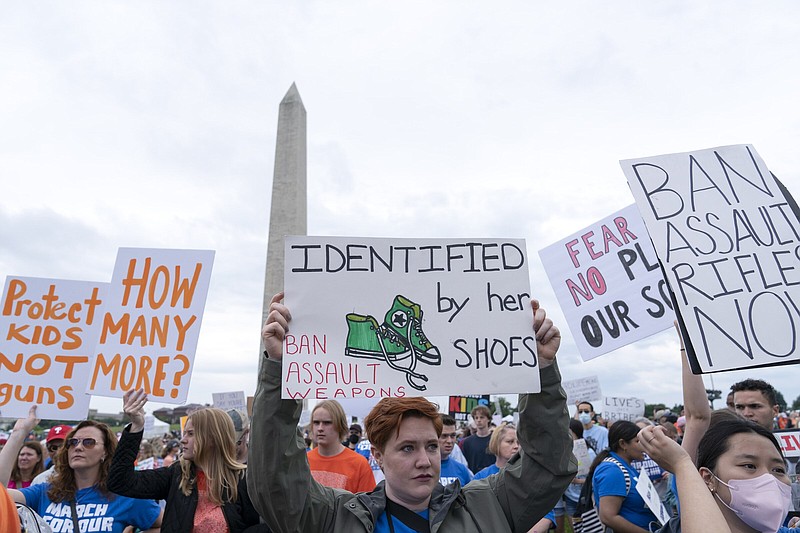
[
  {"x1": 602, "y1": 456, "x2": 631, "y2": 496},
  {"x1": 385, "y1": 498, "x2": 430, "y2": 533}
]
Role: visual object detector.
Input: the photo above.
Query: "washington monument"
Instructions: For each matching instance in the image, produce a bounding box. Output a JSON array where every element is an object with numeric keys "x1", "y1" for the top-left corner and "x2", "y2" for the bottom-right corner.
[{"x1": 263, "y1": 83, "x2": 307, "y2": 325}]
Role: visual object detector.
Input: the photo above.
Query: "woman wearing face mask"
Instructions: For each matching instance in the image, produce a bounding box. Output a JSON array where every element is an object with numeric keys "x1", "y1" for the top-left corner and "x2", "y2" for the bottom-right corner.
[
  {"x1": 471, "y1": 423, "x2": 519, "y2": 480},
  {"x1": 589, "y1": 420, "x2": 659, "y2": 533},
  {"x1": 640, "y1": 418, "x2": 797, "y2": 533}
]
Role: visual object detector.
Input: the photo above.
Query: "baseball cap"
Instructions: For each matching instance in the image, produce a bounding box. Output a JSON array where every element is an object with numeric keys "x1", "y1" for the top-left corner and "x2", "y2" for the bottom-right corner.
[
  {"x1": 349, "y1": 424, "x2": 362, "y2": 434},
  {"x1": 226, "y1": 409, "x2": 249, "y2": 442},
  {"x1": 47, "y1": 425, "x2": 73, "y2": 443}
]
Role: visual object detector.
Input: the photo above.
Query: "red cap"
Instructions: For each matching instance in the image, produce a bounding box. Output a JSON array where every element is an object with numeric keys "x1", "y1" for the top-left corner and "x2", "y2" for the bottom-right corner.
[{"x1": 46, "y1": 425, "x2": 73, "y2": 443}]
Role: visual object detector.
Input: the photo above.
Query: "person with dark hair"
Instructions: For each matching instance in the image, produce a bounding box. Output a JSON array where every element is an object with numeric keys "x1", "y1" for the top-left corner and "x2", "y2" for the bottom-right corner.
[
  {"x1": 8, "y1": 441, "x2": 45, "y2": 489},
  {"x1": 248, "y1": 292, "x2": 575, "y2": 533},
  {"x1": 576, "y1": 400, "x2": 609, "y2": 452},
  {"x1": 589, "y1": 420, "x2": 659, "y2": 532},
  {"x1": 459, "y1": 404, "x2": 495, "y2": 473},
  {"x1": 731, "y1": 378, "x2": 779, "y2": 430},
  {"x1": 437, "y1": 414, "x2": 472, "y2": 487},
  {"x1": 640, "y1": 418, "x2": 797, "y2": 533},
  {"x1": 1, "y1": 407, "x2": 162, "y2": 533}
]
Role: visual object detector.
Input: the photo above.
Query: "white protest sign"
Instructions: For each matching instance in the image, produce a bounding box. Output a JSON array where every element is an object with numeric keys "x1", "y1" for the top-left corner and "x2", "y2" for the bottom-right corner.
[
  {"x1": 136, "y1": 457, "x2": 156, "y2": 471},
  {"x1": 776, "y1": 430, "x2": 800, "y2": 459},
  {"x1": 636, "y1": 466, "x2": 671, "y2": 526},
  {"x1": 540, "y1": 205, "x2": 674, "y2": 361},
  {"x1": 562, "y1": 375, "x2": 603, "y2": 405},
  {"x1": 212, "y1": 391, "x2": 247, "y2": 412},
  {"x1": 283, "y1": 236, "x2": 538, "y2": 399},
  {"x1": 573, "y1": 438, "x2": 591, "y2": 477},
  {"x1": 144, "y1": 414, "x2": 155, "y2": 432},
  {"x1": 602, "y1": 396, "x2": 644, "y2": 422},
  {"x1": 622, "y1": 145, "x2": 800, "y2": 373},
  {"x1": 0, "y1": 277, "x2": 108, "y2": 420},
  {"x1": 87, "y1": 248, "x2": 215, "y2": 403}
]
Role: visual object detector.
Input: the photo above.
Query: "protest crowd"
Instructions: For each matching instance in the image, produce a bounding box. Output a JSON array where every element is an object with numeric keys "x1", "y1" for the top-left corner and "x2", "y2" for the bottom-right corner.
[
  {"x1": 1, "y1": 289, "x2": 798, "y2": 533},
  {"x1": 2, "y1": 144, "x2": 800, "y2": 532}
]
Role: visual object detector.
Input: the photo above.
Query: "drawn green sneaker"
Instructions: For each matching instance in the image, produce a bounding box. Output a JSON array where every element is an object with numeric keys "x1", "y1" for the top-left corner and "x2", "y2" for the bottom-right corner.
[
  {"x1": 344, "y1": 313, "x2": 429, "y2": 391},
  {"x1": 382, "y1": 295, "x2": 441, "y2": 366}
]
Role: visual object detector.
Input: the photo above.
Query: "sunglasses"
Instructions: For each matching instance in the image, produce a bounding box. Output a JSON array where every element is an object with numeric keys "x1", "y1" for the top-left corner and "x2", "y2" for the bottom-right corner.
[
  {"x1": 47, "y1": 443, "x2": 62, "y2": 453},
  {"x1": 66, "y1": 438, "x2": 102, "y2": 449}
]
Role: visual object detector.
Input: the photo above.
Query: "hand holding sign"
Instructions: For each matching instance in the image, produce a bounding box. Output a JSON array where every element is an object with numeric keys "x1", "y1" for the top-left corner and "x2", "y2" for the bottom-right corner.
[
  {"x1": 532, "y1": 299, "x2": 560, "y2": 368},
  {"x1": 123, "y1": 388, "x2": 148, "y2": 433},
  {"x1": 263, "y1": 292, "x2": 291, "y2": 361}
]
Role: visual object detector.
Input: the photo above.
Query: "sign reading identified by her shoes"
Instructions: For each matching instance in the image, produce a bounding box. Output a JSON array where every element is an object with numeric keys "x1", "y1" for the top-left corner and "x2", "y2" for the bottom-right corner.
[
  {"x1": 283, "y1": 237, "x2": 539, "y2": 399},
  {"x1": 621, "y1": 144, "x2": 800, "y2": 374}
]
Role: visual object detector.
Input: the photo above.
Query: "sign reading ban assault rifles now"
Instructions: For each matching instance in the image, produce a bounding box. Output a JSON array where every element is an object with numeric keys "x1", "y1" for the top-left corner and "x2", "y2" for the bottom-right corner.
[
  {"x1": 282, "y1": 236, "x2": 539, "y2": 399},
  {"x1": 622, "y1": 145, "x2": 800, "y2": 373}
]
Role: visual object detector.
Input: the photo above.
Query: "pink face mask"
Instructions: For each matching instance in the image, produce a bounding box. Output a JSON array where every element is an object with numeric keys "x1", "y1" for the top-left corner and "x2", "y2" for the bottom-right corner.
[{"x1": 712, "y1": 472, "x2": 792, "y2": 533}]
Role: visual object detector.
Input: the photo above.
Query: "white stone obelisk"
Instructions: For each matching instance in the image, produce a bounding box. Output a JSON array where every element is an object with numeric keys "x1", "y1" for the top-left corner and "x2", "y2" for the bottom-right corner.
[{"x1": 262, "y1": 83, "x2": 307, "y2": 326}]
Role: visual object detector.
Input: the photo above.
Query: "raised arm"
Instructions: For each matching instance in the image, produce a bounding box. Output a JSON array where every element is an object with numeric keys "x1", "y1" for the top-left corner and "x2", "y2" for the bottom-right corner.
[
  {"x1": 0, "y1": 406, "x2": 38, "y2": 504},
  {"x1": 675, "y1": 321, "x2": 710, "y2": 465},
  {"x1": 481, "y1": 299, "x2": 577, "y2": 531},
  {"x1": 639, "y1": 425, "x2": 730, "y2": 533},
  {"x1": 247, "y1": 292, "x2": 336, "y2": 532},
  {"x1": 107, "y1": 389, "x2": 172, "y2": 500}
]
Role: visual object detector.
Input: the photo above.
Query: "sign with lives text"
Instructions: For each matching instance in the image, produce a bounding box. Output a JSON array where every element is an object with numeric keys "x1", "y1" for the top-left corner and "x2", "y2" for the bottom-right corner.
[
  {"x1": 601, "y1": 396, "x2": 645, "y2": 423},
  {"x1": 0, "y1": 277, "x2": 108, "y2": 420},
  {"x1": 539, "y1": 205, "x2": 674, "y2": 361},
  {"x1": 283, "y1": 236, "x2": 539, "y2": 399},
  {"x1": 622, "y1": 144, "x2": 800, "y2": 373},
  {"x1": 87, "y1": 248, "x2": 214, "y2": 403}
]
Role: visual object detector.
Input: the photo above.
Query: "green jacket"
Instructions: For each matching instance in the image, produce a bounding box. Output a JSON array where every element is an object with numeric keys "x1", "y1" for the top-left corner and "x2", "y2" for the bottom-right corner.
[{"x1": 247, "y1": 358, "x2": 577, "y2": 533}]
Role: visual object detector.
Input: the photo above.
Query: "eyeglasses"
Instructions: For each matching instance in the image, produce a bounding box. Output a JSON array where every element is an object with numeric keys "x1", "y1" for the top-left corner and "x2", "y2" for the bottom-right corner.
[{"x1": 66, "y1": 438, "x2": 102, "y2": 449}]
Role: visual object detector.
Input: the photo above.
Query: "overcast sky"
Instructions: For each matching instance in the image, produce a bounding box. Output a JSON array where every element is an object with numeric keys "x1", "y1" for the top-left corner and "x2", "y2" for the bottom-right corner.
[{"x1": 2, "y1": 2, "x2": 800, "y2": 419}]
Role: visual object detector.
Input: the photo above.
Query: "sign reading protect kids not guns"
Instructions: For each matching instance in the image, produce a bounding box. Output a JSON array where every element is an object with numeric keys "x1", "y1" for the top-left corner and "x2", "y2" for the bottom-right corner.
[
  {"x1": 87, "y1": 248, "x2": 214, "y2": 403},
  {"x1": 539, "y1": 205, "x2": 674, "y2": 360},
  {"x1": 282, "y1": 236, "x2": 539, "y2": 399},
  {"x1": 622, "y1": 144, "x2": 800, "y2": 373},
  {"x1": 0, "y1": 277, "x2": 107, "y2": 420}
]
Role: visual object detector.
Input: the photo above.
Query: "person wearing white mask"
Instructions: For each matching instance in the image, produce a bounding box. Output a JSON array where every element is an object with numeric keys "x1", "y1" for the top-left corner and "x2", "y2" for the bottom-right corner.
[
  {"x1": 640, "y1": 418, "x2": 798, "y2": 533},
  {"x1": 576, "y1": 401, "x2": 609, "y2": 452}
]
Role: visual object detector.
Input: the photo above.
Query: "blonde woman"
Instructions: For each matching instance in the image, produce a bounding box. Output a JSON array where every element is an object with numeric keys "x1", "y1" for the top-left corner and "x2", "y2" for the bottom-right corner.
[
  {"x1": 108, "y1": 390, "x2": 261, "y2": 533},
  {"x1": 471, "y1": 423, "x2": 519, "y2": 480}
]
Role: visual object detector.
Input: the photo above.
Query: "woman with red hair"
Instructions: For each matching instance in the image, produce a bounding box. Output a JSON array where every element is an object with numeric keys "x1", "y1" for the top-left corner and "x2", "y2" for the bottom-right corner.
[{"x1": 248, "y1": 292, "x2": 576, "y2": 533}]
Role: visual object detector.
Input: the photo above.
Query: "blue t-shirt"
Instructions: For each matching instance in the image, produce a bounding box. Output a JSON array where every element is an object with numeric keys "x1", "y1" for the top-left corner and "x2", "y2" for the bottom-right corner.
[
  {"x1": 20, "y1": 483, "x2": 160, "y2": 533},
  {"x1": 439, "y1": 457, "x2": 473, "y2": 487},
  {"x1": 375, "y1": 508, "x2": 429, "y2": 533},
  {"x1": 583, "y1": 424, "x2": 609, "y2": 452},
  {"x1": 471, "y1": 463, "x2": 500, "y2": 481},
  {"x1": 592, "y1": 452, "x2": 657, "y2": 530}
]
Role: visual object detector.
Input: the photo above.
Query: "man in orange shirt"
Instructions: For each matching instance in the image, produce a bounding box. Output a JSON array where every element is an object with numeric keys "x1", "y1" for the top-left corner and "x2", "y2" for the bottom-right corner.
[{"x1": 307, "y1": 400, "x2": 375, "y2": 493}]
